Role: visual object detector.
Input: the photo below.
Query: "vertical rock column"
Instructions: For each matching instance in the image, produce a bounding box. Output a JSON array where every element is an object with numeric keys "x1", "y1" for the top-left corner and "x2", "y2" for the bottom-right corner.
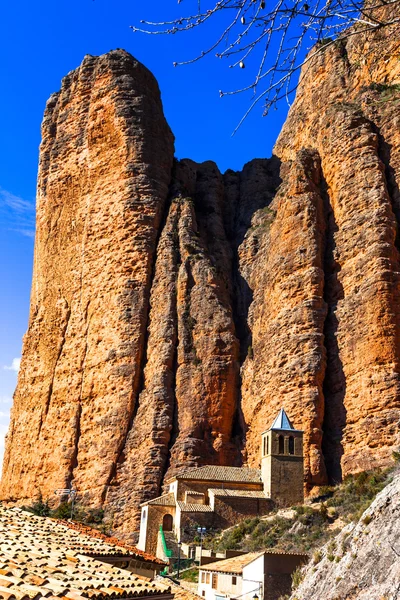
[
  {"x1": 240, "y1": 150, "x2": 328, "y2": 486},
  {"x1": 106, "y1": 159, "x2": 241, "y2": 535},
  {"x1": 319, "y1": 106, "x2": 400, "y2": 478},
  {"x1": 0, "y1": 50, "x2": 174, "y2": 504}
]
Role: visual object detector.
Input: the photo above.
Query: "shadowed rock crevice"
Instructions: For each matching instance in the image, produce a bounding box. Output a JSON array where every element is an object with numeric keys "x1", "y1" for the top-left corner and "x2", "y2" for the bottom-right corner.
[{"x1": 320, "y1": 176, "x2": 346, "y2": 485}]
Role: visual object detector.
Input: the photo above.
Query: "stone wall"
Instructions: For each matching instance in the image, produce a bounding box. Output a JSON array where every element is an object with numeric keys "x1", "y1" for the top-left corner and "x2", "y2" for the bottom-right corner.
[{"x1": 213, "y1": 496, "x2": 273, "y2": 530}]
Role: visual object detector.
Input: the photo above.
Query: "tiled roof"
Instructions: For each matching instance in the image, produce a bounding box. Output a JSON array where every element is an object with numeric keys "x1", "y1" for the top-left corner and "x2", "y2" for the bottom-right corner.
[
  {"x1": 265, "y1": 408, "x2": 302, "y2": 432},
  {"x1": 200, "y1": 552, "x2": 264, "y2": 574},
  {"x1": 177, "y1": 503, "x2": 213, "y2": 513},
  {"x1": 208, "y1": 489, "x2": 268, "y2": 499},
  {"x1": 0, "y1": 506, "x2": 171, "y2": 600},
  {"x1": 143, "y1": 494, "x2": 175, "y2": 507},
  {"x1": 200, "y1": 550, "x2": 308, "y2": 574},
  {"x1": 172, "y1": 466, "x2": 262, "y2": 484},
  {"x1": 59, "y1": 520, "x2": 165, "y2": 564}
]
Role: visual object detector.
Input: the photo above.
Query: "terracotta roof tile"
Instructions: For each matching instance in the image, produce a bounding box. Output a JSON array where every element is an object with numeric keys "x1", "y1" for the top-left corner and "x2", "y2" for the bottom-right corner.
[
  {"x1": 200, "y1": 552, "x2": 264, "y2": 574},
  {"x1": 176, "y1": 503, "x2": 213, "y2": 513},
  {"x1": 171, "y1": 466, "x2": 261, "y2": 484},
  {"x1": 200, "y1": 549, "x2": 309, "y2": 574},
  {"x1": 208, "y1": 489, "x2": 268, "y2": 499},
  {"x1": 143, "y1": 494, "x2": 175, "y2": 508},
  {"x1": 0, "y1": 506, "x2": 172, "y2": 600}
]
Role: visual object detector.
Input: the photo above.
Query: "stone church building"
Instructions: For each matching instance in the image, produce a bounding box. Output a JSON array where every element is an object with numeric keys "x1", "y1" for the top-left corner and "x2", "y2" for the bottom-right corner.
[{"x1": 138, "y1": 409, "x2": 304, "y2": 555}]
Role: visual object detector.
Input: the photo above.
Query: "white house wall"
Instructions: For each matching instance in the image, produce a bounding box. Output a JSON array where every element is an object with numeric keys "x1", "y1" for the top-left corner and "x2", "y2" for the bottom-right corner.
[
  {"x1": 242, "y1": 556, "x2": 264, "y2": 600},
  {"x1": 198, "y1": 571, "x2": 242, "y2": 600},
  {"x1": 137, "y1": 507, "x2": 148, "y2": 551}
]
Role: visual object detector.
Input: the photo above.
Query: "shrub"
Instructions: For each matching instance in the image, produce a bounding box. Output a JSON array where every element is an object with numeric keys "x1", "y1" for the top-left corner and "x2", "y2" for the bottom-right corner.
[
  {"x1": 313, "y1": 549, "x2": 322, "y2": 564},
  {"x1": 291, "y1": 567, "x2": 304, "y2": 589},
  {"x1": 23, "y1": 493, "x2": 51, "y2": 517}
]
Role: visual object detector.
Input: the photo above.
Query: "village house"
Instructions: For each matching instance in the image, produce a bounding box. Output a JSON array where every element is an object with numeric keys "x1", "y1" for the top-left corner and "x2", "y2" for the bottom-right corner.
[
  {"x1": 138, "y1": 409, "x2": 304, "y2": 557},
  {"x1": 198, "y1": 550, "x2": 308, "y2": 600}
]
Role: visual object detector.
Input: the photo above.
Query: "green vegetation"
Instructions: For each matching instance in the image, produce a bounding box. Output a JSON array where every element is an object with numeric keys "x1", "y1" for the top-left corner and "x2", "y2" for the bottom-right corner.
[
  {"x1": 291, "y1": 566, "x2": 305, "y2": 589},
  {"x1": 207, "y1": 466, "x2": 393, "y2": 556},
  {"x1": 369, "y1": 82, "x2": 400, "y2": 94},
  {"x1": 368, "y1": 82, "x2": 400, "y2": 104},
  {"x1": 321, "y1": 468, "x2": 390, "y2": 522},
  {"x1": 178, "y1": 567, "x2": 199, "y2": 583},
  {"x1": 23, "y1": 497, "x2": 109, "y2": 532}
]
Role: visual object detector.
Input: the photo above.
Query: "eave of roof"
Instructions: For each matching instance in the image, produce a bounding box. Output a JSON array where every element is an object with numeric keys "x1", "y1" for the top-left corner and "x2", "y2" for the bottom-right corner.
[
  {"x1": 199, "y1": 552, "x2": 264, "y2": 574},
  {"x1": 177, "y1": 502, "x2": 213, "y2": 513},
  {"x1": 60, "y1": 519, "x2": 166, "y2": 565}
]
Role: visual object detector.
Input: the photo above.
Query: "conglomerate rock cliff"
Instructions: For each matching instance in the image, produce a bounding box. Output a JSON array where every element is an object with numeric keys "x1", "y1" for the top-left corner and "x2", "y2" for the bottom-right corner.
[
  {"x1": 1, "y1": 9, "x2": 400, "y2": 537},
  {"x1": 290, "y1": 468, "x2": 400, "y2": 600}
]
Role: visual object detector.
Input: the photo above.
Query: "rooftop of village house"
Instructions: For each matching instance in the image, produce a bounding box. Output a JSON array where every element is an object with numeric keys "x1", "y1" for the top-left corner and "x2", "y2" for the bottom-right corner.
[
  {"x1": 200, "y1": 549, "x2": 309, "y2": 575},
  {"x1": 0, "y1": 505, "x2": 170, "y2": 600},
  {"x1": 165, "y1": 465, "x2": 262, "y2": 485}
]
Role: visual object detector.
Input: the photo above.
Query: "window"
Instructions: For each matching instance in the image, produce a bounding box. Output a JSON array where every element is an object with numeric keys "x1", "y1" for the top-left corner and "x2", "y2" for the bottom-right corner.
[
  {"x1": 266, "y1": 436, "x2": 269, "y2": 455},
  {"x1": 212, "y1": 573, "x2": 218, "y2": 589},
  {"x1": 206, "y1": 573, "x2": 210, "y2": 584},
  {"x1": 202, "y1": 592, "x2": 205, "y2": 597},
  {"x1": 263, "y1": 436, "x2": 266, "y2": 456},
  {"x1": 232, "y1": 576, "x2": 237, "y2": 586},
  {"x1": 278, "y1": 435, "x2": 284, "y2": 454},
  {"x1": 201, "y1": 573, "x2": 206, "y2": 584},
  {"x1": 289, "y1": 435, "x2": 295, "y2": 455}
]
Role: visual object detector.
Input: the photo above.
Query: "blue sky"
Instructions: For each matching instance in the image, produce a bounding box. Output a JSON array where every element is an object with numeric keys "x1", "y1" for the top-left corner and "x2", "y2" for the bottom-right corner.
[{"x1": 0, "y1": 0, "x2": 291, "y2": 465}]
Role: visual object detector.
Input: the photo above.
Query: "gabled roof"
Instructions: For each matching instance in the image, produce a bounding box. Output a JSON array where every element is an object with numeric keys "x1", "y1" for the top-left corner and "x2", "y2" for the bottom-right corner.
[
  {"x1": 143, "y1": 493, "x2": 175, "y2": 507},
  {"x1": 200, "y1": 552, "x2": 264, "y2": 574},
  {"x1": 267, "y1": 408, "x2": 302, "y2": 432},
  {"x1": 168, "y1": 465, "x2": 262, "y2": 484}
]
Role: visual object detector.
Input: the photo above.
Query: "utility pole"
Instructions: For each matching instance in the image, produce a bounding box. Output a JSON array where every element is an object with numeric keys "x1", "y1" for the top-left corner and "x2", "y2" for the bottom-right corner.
[
  {"x1": 177, "y1": 540, "x2": 182, "y2": 579},
  {"x1": 54, "y1": 487, "x2": 77, "y2": 520},
  {"x1": 197, "y1": 527, "x2": 206, "y2": 565}
]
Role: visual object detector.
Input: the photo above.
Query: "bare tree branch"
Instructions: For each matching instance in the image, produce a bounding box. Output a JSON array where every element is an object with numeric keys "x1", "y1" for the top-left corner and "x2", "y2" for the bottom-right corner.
[{"x1": 131, "y1": 0, "x2": 400, "y2": 131}]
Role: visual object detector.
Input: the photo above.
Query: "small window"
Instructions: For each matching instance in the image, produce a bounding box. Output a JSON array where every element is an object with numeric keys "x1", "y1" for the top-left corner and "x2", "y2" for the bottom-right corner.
[
  {"x1": 212, "y1": 573, "x2": 218, "y2": 589},
  {"x1": 232, "y1": 576, "x2": 237, "y2": 586},
  {"x1": 202, "y1": 592, "x2": 205, "y2": 597},
  {"x1": 201, "y1": 572, "x2": 206, "y2": 584},
  {"x1": 263, "y1": 436, "x2": 266, "y2": 456},
  {"x1": 266, "y1": 436, "x2": 269, "y2": 455},
  {"x1": 278, "y1": 435, "x2": 284, "y2": 454},
  {"x1": 289, "y1": 435, "x2": 295, "y2": 455}
]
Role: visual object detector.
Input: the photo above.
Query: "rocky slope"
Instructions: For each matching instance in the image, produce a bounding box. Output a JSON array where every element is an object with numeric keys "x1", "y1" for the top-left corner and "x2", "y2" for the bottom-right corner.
[
  {"x1": 1, "y1": 7, "x2": 400, "y2": 536},
  {"x1": 290, "y1": 468, "x2": 400, "y2": 600}
]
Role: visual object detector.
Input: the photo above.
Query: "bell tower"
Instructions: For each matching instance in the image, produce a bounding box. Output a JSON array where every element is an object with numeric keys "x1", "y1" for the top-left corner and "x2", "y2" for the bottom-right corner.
[{"x1": 261, "y1": 408, "x2": 304, "y2": 507}]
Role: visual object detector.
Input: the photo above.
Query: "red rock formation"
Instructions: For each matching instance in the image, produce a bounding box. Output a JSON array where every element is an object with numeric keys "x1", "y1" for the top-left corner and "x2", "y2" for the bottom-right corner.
[
  {"x1": 2, "y1": 11, "x2": 400, "y2": 536},
  {"x1": 0, "y1": 50, "x2": 175, "y2": 506}
]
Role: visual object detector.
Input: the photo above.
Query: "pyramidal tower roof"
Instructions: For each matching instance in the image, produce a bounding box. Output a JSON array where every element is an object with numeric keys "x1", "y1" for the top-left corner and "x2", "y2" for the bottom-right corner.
[{"x1": 270, "y1": 408, "x2": 299, "y2": 431}]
